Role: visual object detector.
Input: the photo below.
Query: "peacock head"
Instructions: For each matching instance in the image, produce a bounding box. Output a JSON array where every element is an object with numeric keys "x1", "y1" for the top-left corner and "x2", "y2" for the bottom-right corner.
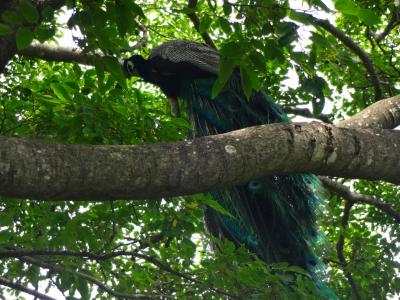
[{"x1": 123, "y1": 55, "x2": 147, "y2": 77}]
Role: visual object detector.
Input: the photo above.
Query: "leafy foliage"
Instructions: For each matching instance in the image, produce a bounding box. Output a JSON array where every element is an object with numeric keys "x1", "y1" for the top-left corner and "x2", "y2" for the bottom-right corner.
[{"x1": 0, "y1": 0, "x2": 399, "y2": 299}]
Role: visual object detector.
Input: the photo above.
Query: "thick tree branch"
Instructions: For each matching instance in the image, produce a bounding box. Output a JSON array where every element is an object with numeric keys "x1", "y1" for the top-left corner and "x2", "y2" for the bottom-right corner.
[
  {"x1": 337, "y1": 95, "x2": 400, "y2": 128},
  {"x1": 0, "y1": 95, "x2": 397, "y2": 201},
  {"x1": 0, "y1": 0, "x2": 66, "y2": 72},
  {"x1": 0, "y1": 34, "x2": 17, "y2": 73},
  {"x1": 282, "y1": 106, "x2": 333, "y2": 123},
  {"x1": 19, "y1": 42, "x2": 135, "y2": 77},
  {"x1": 336, "y1": 201, "x2": 362, "y2": 300},
  {"x1": 0, "y1": 275, "x2": 56, "y2": 300},
  {"x1": 320, "y1": 177, "x2": 400, "y2": 223},
  {"x1": 19, "y1": 41, "x2": 98, "y2": 66},
  {"x1": 187, "y1": 0, "x2": 217, "y2": 49},
  {"x1": 0, "y1": 121, "x2": 399, "y2": 201}
]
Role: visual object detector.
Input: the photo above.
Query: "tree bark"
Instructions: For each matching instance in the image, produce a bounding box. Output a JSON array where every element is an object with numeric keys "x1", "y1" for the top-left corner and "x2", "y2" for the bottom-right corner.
[
  {"x1": 337, "y1": 95, "x2": 400, "y2": 129},
  {"x1": 0, "y1": 0, "x2": 19, "y2": 72},
  {"x1": 0, "y1": 0, "x2": 66, "y2": 72},
  {"x1": 19, "y1": 41, "x2": 98, "y2": 66},
  {"x1": 0, "y1": 121, "x2": 399, "y2": 201}
]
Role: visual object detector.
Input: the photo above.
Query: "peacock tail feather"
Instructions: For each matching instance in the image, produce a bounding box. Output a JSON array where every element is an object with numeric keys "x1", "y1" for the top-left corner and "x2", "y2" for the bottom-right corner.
[{"x1": 179, "y1": 71, "x2": 336, "y2": 298}]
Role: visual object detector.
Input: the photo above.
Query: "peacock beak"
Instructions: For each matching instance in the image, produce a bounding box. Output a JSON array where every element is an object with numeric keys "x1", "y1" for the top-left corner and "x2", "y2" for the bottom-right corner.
[
  {"x1": 127, "y1": 60, "x2": 136, "y2": 74},
  {"x1": 122, "y1": 59, "x2": 139, "y2": 77}
]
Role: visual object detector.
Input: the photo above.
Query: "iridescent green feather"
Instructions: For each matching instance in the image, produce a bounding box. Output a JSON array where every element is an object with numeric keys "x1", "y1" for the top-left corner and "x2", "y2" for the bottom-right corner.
[{"x1": 179, "y1": 71, "x2": 336, "y2": 299}]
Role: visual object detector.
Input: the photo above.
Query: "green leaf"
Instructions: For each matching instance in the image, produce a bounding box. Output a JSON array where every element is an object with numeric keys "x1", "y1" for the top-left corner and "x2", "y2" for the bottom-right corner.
[
  {"x1": 0, "y1": 212, "x2": 13, "y2": 226},
  {"x1": 19, "y1": 0, "x2": 39, "y2": 23},
  {"x1": 114, "y1": 0, "x2": 144, "y2": 36},
  {"x1": 15, "y1": 27, "x2": 34, "y2": 50},
  {"x1": 223, "y1": 1, "x2": 232, "y2": 16},
  {"x1": 103, "y1": 56, "x2": 127, "y2": 88},
  {"x1": 181, "y1": 7, "x2": 196, "y2": 14},
  {"x1": 220, "y1": 41, "x2": 244, "y2": 58},
  {"x1": 301, "y1": 76, "x2": 327, "y2": 115},
  {"x1": 240, "y1": 60, "x2": 261, "y2": 98},
  {"x1": 218, "y1": 17, "x2": 231, "y2": 34},
  {"x1": 301, "y1": 77, "x2": 319, "y2": 95},
  {"x1": 291, "y1": 51, "x2": 308, "y2": 65},
  {"x1": 76, "y1": 279, "x2": 89, "y2": 300},
  {"x1": 90, "y1": 8, "x2": 107, "y2": 28},
  {"x1": 286, "y1": 265, "x2": 313, "y2": 276},
  {"x1": 309, "y1": 0, "x2": 332, "y2": 12},
  {"x1": 195, "y1": 195, "x2": 235, "y2": 218},
  {"x1": 199, "y1": 15, "x2": 212, "y2": 33},
  {"x1": 2, "y1": 10, "x2": 23, "y2": 25},
  {"x1": 277, "y1": 22, "x2": 299, "y2": 47},
  {"x1": 0, "y1": 24, "x2": 13, "y2": 36},
  {"x1": 59, "y1": 272, "x2": 75, "y2": 290},
  {"x1": 261, "y1": 21, "x2": 274, "y2": 34},
  {"x1": 96, "y1": 29, "x2": 114, "y2": 50},
  {"x1": 94, "y1": 58, "x2": 105, "y2": 91},
  {"x1": 309, "y1": 44, "x2": 317, "y2": 69},
  {"x1": 251, "y1": 73, "x2": 261, "y2": 91},
  {"x1": 342, "y1": 13, "x2": 359, "y2": 23},
  {"x1": 34, "y1": 26, "x2": 55, "y2": 42},
  {"x1": 211, "y1": 57, "x2": 235, "y2": 98},
  {"x1": 334, "y1": 0, "x2": 358, "y2": 14},
  {"x1": 115, "y1": 1, "x2": 134, "y2": 36},
  {"x1": 356, "y1": 9, "x2": 380, "y2": 26},
  {"x1": 289, "y1": 10, "x2": 313, "y2": 25},
  {"x1": 66, "y1": 0, "x2": 75, "y2": 8},
  {"x1": 222, "y1": 239, "x2": 235, "y2": 254},
  {"x1": 264, "y1": 39, "x2": 283, "y2": 60},
  {"x1": 50, "y1": 83, "x2": 72, "y2": 102},
  {"x1": 0, "y1": 230, "x2": 13, "y2": 243},
  {"x1": 240, "y1": 63, "x2": 252, "y2": 99},
  {"x1": 131, "y1": 2, "x2": 146, "y2": 18},
  {"x1": 312, "y1": 94, "x2": 325, "y2": 115},
  {"x1": 41, "y1": 6, "x2": 54, "y2": 21},
  {"x1": 310, "y1": 32, "x2": 332, "y2": 49},
  {"x1": 249, "y1": 51, "x2": 265, "y2": 71},
  {"x1": 334, "y1": 0, "x2": 379, "y2": 25}
]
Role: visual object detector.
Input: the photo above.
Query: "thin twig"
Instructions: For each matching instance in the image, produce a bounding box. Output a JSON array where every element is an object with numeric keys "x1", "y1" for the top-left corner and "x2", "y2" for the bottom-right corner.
[
  {"x1": 375, "y1": 10, "x2": 400, "y2": 43},
  {"x1": 0, "y1": 249, "x2": 236, "y2": 299},
  {"x1": 375, "y1": 42, "x2": 400, "y2": 77},
  {"x1": 321, "y1": 177, "x2": 400, "y2": 222},
  {"x1": 49, "y1": 278, "x2": 68, "y2": 298},
  {"x1": 125, "y1": 17, "x2": 148, "y2": 52},
  {"x1": 336, "y1": 201, "x2": 362, "y2": 300},
  {"x1": 103, "y1": 201, "x2": 118, "y2": 250},
  {"x1": 187, "y1": 0, "x2": 217, "y2": 49},
  {"x1": 282, "y1": 106, "x2": 333, "y2": 123},
  {"x1": 18, "y1": 256, "x2": 153, "y2": 299},
  {"x1": 323, "y1": 257, "x2": 346, "y2": 266},
  {"x1": 298, "y1": 13, "x2": 383, "y2": 101},
  {"x1": 0, "y1": 275, "x2": 56, "y2": 300},
  {"x1": 224, "y1": 1, "x2": 383, "y2": 100}
]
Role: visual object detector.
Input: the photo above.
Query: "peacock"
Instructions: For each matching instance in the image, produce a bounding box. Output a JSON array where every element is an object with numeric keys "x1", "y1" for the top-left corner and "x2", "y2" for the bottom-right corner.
[{"x1": 123, "y1": 40, "x2": 332, "y2": 297}]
